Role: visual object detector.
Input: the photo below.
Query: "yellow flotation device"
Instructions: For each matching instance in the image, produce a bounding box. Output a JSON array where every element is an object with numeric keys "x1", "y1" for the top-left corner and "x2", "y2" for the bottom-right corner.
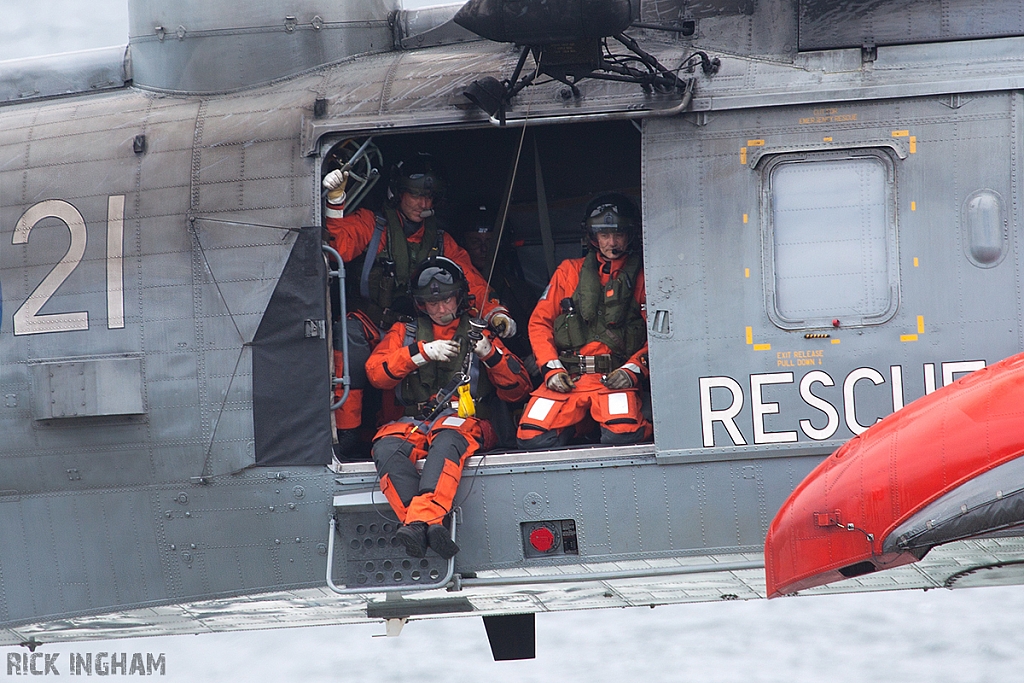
[{"x1": 456, "y1": 382, "x2": 476, "y2": 418}]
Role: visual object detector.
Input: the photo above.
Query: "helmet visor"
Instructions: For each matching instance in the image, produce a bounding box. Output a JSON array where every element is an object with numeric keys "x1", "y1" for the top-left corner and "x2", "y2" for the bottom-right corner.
[
  {"x1": 413, "y1": 266, "x2": 461, "y2": 302},
  {"x1": 400, "y1": 172, "x2": 443, "y2": 199},
  {"x1": 415, "y1": 266, "x2": 454, "y2": 289},
  {"x1": 586, "y1": 203, "x2": 633, "y2": 234}
]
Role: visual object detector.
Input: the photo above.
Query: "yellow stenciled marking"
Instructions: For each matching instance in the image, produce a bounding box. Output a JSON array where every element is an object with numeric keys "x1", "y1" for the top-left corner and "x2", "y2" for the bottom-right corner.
[
  {"x1": 740, "y1": 147, "x2": 748, "y2": 165},
  {"x1": 911, "y1": 201, "x2": 916, "y2": 211},
  {"x1": 747, "y1": 139, "x2": 765, "y2": 147},
  {"x1": 909, "y1": 136, "x2": 917, "y2": 153},
  {"x1": 917, "y1": 315, "x2": 925, "y2": 334},
  {"x1": 823, "y1": 136, "x2": 833, "y2": 142},
  {"x1": 747, "y1": 326, "x2": 772, "y2": 350},
  {"x1": 914, "y1": 257, "x2": 919, "y2": 267},
  {"x1": 892, "y1": 130, "x2": 910, "y2": 137},
  {"x1": 830, "y1": 339, "x2": 841, "y2": 345},
  {"x1": 745, "y1": 268, "x2": 750, "y2": 278},
  {"x1": 743, "y1": 214, "x2": 749, "y2": 224},
  {"x1": 901, "y1": 334, "x2": 919, "y2": 342}
]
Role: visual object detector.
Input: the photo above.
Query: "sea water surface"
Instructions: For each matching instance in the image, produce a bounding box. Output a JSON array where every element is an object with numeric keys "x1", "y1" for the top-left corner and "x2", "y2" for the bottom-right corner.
[
  {"x1": 136, "y1": 587, "x2": 1024, "y2": 681},
  {"x1": 2, "y1": 587, "x2": 1022, "y2": 682}
]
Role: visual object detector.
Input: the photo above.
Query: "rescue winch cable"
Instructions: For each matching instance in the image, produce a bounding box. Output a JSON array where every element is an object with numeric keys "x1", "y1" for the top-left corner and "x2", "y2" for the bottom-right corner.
[{"x1": 483, "y1": 61, "x2": 537, "y2": 295}]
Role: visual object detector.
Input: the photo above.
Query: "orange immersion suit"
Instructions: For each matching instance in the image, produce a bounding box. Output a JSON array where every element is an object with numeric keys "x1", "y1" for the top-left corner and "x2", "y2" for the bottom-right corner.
[
  {"x1": 325, "y1": 201, "x2": 507, "y2": 432},
  {"x1": 366, "y1": 315, "x2": 531, "y2": 525},
  {"x1": 516, "y1": 251, "x2": 652, "y2": 448}
]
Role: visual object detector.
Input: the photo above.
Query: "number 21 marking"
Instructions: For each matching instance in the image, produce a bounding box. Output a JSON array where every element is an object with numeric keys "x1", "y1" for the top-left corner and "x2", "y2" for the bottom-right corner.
[{"x1": 12, "y1": 196, "x2": 125, "y2": 336}]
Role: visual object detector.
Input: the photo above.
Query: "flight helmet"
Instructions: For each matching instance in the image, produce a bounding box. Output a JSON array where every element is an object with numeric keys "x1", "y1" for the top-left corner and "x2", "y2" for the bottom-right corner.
[
  {"x1": 581, "y1": 192, "x2": 640, "y2": 251},
  {"x1": 388, "y1": 152, "x2": 447, "y2": 203},
  {"x1": 409, "y1": 256, "x2": 468, "y2": 315},
  {"x1": 460, "y1": 201, "x2": 497, "y2": 234},
  {"x1": 455, "y1": 202, "x2": 499, "y2": 265}
]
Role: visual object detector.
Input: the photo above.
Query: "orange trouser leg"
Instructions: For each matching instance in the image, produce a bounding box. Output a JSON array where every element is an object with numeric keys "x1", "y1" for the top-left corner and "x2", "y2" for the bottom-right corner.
[
  {"x1": 371, "y1": 421, "x2": 429, "y2": 522},
  {"x1": 404, "y1": 459, "x2": 466, "y2": 525},
  {"x1": 404, "y1": 417, "x2": 487, "y2": 525},
  {"x1": 378, "y1": 473, "x2": 409, "y2": 523},
  {"x1": 590, "y1": 386, "x2": 652, "y2": 444},
  {"x1": 516, "y1": 384, "x2": 591, "y2": 449}
]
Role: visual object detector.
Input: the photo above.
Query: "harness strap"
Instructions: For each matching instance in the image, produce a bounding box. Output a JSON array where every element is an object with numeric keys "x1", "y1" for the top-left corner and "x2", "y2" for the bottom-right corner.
[{"x1": 359, "y1": 215, "x2": 387, "y2": 298}]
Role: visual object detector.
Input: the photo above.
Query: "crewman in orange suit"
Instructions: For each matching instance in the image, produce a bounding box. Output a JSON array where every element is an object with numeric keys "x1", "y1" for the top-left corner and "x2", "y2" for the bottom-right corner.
[
  {"x1": 366, "y1": 257, "x2": 531, "y2": 559},
  {"x1": 322, "y1": 154, "x2": 516, "y2": 458},
  {"x1": 517, "y1": 193, "x2": 652, "y2": 448}
]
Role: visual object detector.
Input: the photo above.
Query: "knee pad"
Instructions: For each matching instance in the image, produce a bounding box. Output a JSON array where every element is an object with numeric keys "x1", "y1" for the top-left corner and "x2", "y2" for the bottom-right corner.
[
  {"x1": 517, "y1": 427, "x2": 570, "y2": 450},
  {"x1": 429, "y1": 429, "x2": 469, "y2": 459},
  {"x1": 599, "y1": 425, "x2": 646, "y2": 445},
  {"x1": 372, "y1": 436, "x2": 413, "y2": 468}
]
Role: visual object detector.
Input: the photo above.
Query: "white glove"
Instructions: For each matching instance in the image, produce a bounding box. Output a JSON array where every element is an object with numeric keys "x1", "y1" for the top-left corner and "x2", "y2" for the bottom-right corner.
[
  {"x1": 489, "y1": 311, "x2": 517, "y2": 338},
  {"x1": 422, "y1": 339, "x2": 460, "y2": 362},
  {"x1": 322, "y1": 169, "x2": 349, "y2": 203},
  {"x1": 472, "y1": 334, "x2": 493, "y2": 359},
  {"x1": 602, "y1": 367, "x2": 635, "y2": 389}
]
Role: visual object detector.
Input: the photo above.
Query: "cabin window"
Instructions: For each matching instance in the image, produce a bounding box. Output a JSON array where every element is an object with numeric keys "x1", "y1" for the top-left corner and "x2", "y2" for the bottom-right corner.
[{"x1": 761, "y1": 150, "x2": 898, "y2": 330}]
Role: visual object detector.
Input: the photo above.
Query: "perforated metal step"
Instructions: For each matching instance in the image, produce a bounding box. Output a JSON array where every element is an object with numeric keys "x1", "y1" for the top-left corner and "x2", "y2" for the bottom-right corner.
[{"x1": 336, "y1": 511, "x2": 450, "y2": 589}]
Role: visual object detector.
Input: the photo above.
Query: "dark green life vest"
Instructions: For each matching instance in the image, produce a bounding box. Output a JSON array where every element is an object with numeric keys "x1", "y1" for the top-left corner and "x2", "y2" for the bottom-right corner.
[
  {"x1": 353, "y1": 207, "x2": 445, "y2": 329},
  {"x1": 552, "y1": 252, "x2": 646, "y2": 367},
  {"x1": 398, "y1": 315, "x2": 494, "y2": 419}
]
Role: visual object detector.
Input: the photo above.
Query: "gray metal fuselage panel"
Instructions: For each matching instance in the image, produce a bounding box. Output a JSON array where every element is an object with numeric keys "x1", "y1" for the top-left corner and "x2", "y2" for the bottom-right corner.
[
  {"x1": 646, "y1": 93, "x2": 1020, "y2": 458},
  {"x1": 0, "y1": 82, "x2": 325, "y2": 633}
]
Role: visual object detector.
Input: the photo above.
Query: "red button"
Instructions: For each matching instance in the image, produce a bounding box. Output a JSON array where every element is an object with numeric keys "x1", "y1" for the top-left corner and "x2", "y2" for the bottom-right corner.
[{"x1": 529, "y1": 527, "x2": 556, "y2": 552}]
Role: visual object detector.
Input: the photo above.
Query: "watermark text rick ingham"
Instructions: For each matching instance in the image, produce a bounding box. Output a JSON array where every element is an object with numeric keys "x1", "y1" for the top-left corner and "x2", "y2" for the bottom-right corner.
[{"x1": 7, "y1": 652, "x2": 166, "y2": 676}]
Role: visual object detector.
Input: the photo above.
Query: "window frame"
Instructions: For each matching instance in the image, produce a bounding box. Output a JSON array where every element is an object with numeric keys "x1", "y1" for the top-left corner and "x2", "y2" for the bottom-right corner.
[{"x1": 759, "y1": 148, "x2": 900, "y2": 331}]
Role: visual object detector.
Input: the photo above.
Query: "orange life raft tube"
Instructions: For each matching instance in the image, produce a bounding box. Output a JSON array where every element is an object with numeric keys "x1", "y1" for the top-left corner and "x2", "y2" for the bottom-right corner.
[{"x1": 765, "y1": 352, "x2": 1024, "y2": 598}]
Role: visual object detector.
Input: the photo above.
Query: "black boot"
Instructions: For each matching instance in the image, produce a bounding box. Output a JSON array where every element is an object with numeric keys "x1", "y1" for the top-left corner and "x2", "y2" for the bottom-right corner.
[
  {"x1": 426, "y1": 523, "x2": 460, "y2": 560},
  {"x1": 395, "y1": 522, "x2": 428, "y2": 558}
]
